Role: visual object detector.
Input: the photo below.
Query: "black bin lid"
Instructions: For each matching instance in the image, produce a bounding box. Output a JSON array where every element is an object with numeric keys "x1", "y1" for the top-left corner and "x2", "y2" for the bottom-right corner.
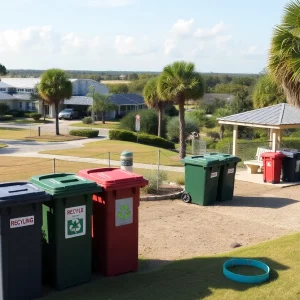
[
  {"x1": 0, "y1": 182, "x2": 51, "y2": 208},
  {"x1": 278, "y1": 148, "x2": 300, "y2": 158}
]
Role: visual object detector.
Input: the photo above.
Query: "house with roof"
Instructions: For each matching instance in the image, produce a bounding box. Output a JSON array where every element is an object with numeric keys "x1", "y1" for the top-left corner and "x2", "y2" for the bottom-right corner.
[{"x1": 0, "y1": 78, "x2": 146, "y2": 119}]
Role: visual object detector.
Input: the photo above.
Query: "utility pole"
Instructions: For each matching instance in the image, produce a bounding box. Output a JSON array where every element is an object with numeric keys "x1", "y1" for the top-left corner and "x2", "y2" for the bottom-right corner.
[{"x1": 91, "y1": 86, "x2": 95, "y2": 123}]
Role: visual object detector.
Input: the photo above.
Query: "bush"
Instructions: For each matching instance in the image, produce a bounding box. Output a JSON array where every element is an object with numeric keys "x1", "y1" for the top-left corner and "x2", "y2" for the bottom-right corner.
[
  {"x1": 205, "y1": 117, "x2": 217, "y2": 128},
  {"x1": 281, "y1": 137, "x2": 300, "y2": 149},
  {"x1": 31, "y1": 113, "x2": 42, "y2": 121},
  {"x1": 120, "y1": 109, "x2": 165, "y2": 136},
  {"x1": 206, "y1": 131, "x2": 220, "y2": 141},
  {"x1": 164, "y1": 105, "x2": 179, "y2": 117},
  {"x1": 142, "y1": 170, "x2": 168, "y2": 194},
  {"x1": 0, "y1": 115, "x2": 13, "y2": 121},
  {"x1": 175, "y1": 175, "x2": 185, "y2": 186},
  {"x1": 82, "y1": 117, "x2": 93, "y2": 124},
  {"x1": 24, "y1": 112, "x2": 33, "y2": 118},
  {"x1": 8, "y1": 110, "x2": 24, "y2": 117},
  {"x1": 0, "y1": 103, "x2": 10, "y2": 115},
  {"x1": 187, "y1": 109, "x2": 208, "y2": 128},
  {"x1": 109, "y1": 129, "x2": 175, "y2": 149},
  {"x1": 166, "y1": 116, "x2": 199, "y2": 143},
  {"x1": 69, "y1": 129, "x2": 99, "y2": 138}
]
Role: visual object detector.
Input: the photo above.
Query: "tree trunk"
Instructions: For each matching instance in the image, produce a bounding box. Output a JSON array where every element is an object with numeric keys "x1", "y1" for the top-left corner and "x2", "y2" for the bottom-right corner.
[
  {"x1": 55, "y1": 102, "x2": 60, "y2": 135},
  {"x1": 178, "y1": 98, "x2": 186, "y2": 159},
  {"x1": 43, "y1": 101, "x2": 46, "y2": 122},
  {"x1": 220, "y1": 125, "x2": 225, "y2": 140},
  {"x1": 158, "y1": 107, "x2": 163, "y2": 137},
  {"x1": 102, "y1": 111, "x2": 105, "y2": 124}
]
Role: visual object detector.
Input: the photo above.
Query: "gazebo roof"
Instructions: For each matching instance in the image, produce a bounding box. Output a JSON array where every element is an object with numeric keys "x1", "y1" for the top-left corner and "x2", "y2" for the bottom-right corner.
[{"x1": 218, "y1": 103, "x2": 300, "y2": 129}]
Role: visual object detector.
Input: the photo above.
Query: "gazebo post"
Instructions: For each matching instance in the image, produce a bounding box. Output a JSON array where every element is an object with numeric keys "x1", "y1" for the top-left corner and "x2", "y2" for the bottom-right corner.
[
  {"x1": 232, "y1": 125, "x2": 238, "y2": 156},
  {"x1": 272, "y1": 130, "x2": 278, "y2": 151},
  {"x1": 278, "y1": 129, "x2": 283, "y2": 149}
]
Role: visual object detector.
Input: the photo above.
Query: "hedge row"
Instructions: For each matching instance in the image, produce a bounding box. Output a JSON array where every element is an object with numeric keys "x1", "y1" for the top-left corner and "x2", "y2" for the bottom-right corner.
[
  {"x1": 69, "y1": 129, "x2": 99, "y2": 138},
  {"x1": 0, "y1": 115, "x2": 13, "y2": 121},
  {"x1": 109, "y1": 129, "x2": 175, "y2": 149}
]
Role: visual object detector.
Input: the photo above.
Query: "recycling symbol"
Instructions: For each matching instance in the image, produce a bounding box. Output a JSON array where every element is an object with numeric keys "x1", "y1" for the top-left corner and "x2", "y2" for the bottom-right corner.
[
  {"x1": 117, "y1": 205, "x2": 131, "y2": 220},
  {"x1": 68, "y1": 218, "x2": 82, "y2": 234}
]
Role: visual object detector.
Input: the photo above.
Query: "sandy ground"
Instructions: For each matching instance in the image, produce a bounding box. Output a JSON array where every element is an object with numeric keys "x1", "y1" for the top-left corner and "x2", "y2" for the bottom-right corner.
[{"x1": 139, "y1": 181, "x2": 300, "y2": 266}]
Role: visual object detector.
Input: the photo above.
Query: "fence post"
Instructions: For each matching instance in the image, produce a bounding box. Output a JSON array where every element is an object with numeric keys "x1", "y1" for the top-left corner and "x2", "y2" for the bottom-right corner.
[
  {"x1": 38, "y1": 126, "x2": 41, "y2": 137},
  {"x1": 53, "y1": 158, "x2": 56, "y2": 174},
  {"x1": 108, "y1": 152, "x2": 110, "y2": 167},
  {"x1": 157, "y1": 149, "x2": 160, "y2": 191}
]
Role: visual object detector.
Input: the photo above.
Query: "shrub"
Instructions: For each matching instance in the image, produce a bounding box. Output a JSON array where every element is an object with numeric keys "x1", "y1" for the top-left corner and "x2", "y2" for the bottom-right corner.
[
  {"x1": 82, "y1": 117, "x2": 93, "y2": 124},
  {"x1": 69, "y1": 129, "x2": 99, "y2": 138},
  {"x1": 31, "y1": 113, "x2": 42, "y2": 121},
  {"x1": 120, "y1": 109, "x2": 163, "y2": 136},
  {"x1": 0, "y1": 115, "x2": 13, "y2": 121},
  {"x1": 164, "y1": 105, "x2": 179, "y2": 117},
  {"x1": 187, "y1": 109, "x2": 208, "y2": 128},
  {"x1": 142, "y1": 170, "x2": 168, "y2": 194},
  {"x1": 206, "y1": 131, "x2": 220, "y2": 141},
  {"x1": 205, "y1": 117, "x2": 217, "y2": 128},
  {"x1": 24, "y1": 112, "x2": 33, "y2": 118},
  {"x1": 166, "y1": 116, "x2": 198, "y2": 143},
  {"x1": 109, "y1": 129, "x2": 175, "y2": 149},
  {"x1": 281, "y1": 137, "x2": 300, "y2": 149},
  {"x1": 175, "y1": 175, "x2": 185, "y2": 186},
  {"x1": 8, "y1": 110, "x2": 24, "y2": 117},
  {"x1": 0, "y1": 103, "x2": 10, "y2": 115}
]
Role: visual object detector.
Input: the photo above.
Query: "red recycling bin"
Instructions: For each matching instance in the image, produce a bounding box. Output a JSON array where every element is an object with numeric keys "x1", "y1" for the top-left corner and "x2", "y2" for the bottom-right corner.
[
  {"x1": 78, "y1": 168, "x2": 148, "y2": 276},
  {"x1": 261, "y1": 152, "x2": 285, "y2": 184}
]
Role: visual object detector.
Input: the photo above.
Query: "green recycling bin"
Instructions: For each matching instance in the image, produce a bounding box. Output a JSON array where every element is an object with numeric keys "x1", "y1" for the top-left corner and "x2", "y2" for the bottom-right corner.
[
  {"x1": 181, "y1": 155, "x2": 220, "y2": 205},
  {"x1": 30, "y1": 173, "x2": 101, "y2": 290},
  {"x1": 204, "y1": 153, "x2": 241, "y2": 201}
]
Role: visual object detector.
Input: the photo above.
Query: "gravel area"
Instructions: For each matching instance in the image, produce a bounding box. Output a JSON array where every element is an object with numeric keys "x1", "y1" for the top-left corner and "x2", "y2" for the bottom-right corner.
[{"x1": 139, "y1": 180, "x2": 300, "y2": 267}]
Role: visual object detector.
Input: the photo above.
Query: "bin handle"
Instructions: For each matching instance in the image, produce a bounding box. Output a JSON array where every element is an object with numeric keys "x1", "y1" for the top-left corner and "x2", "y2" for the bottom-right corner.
[{"x1": 8, "y1": 189, "x2": 28, "y2": 193}]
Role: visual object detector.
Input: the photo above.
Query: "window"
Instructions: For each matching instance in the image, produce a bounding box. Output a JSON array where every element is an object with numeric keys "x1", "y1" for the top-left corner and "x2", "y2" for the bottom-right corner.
[
  {"x1": 17, "y1": 88, "x2": 25, "y2": 92},
  {"x1": 0, "y1": 88, "x2": 6, "y2": 92},
  {"x1": 26, "y1": 102, "x2": 30, "y2": 110},
  {"x1": 25, "y1": 89, "x2": 33, "y2": 93},
  {"x1": 32, "y1": 102, "x2": 36, "y2": 110},
  {"x1": 19, "y1": 102, "x2": 23, "y2": 109}
]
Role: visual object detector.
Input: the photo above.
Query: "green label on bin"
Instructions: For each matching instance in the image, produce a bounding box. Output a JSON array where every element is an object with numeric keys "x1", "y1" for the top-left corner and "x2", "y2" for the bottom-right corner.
[
  {"x1": 115, "y1": 198, "x2": 133, "y2": 227},
  {"x1": 65, "y1": 205, "x2": 86, "y2": 239}
]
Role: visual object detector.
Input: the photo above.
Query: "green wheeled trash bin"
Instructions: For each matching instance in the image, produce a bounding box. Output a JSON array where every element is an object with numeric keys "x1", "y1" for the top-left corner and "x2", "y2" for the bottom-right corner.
[
  {"x1": 0, "y1": 182, "x2": 51, "y2": 300},
  {"x1": 181, "y1": 156, "x2": 220, "y2": 206},
  {"x1": 30, "y1": 173, "x2": 101, "y2": 290},
  {"x1": 204, "y1": 153, "x2": 241, "y2": 201}
]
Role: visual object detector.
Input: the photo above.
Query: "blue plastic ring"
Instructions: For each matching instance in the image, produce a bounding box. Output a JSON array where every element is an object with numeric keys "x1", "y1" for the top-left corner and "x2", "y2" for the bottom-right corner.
[{"x1": 223, "y1": 258, "x2": 270, "y2": 284}]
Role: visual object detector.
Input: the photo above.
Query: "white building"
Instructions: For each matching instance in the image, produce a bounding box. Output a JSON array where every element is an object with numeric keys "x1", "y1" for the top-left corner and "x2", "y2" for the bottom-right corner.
[{"x1": 0, "y1": 78, "x2": 109, "y2": 118}]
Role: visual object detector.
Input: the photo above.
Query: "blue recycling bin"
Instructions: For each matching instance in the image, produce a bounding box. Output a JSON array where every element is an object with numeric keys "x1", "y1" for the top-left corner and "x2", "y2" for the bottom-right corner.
[{"x1": 0, "y1": 182, "x2": 50, "y2": 300}]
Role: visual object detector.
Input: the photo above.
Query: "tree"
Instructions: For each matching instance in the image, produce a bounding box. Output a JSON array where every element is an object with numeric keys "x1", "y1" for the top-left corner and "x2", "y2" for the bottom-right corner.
[
  {"x1": 39, "y1": 69, "x2": 72, "y2": 135},
  {"x1": 214, "y1": 107, "x2": 232, "y2": 139},
  {"x1": 269, "y1": 0, "x2": 300, "y2": 107},
  {"x1": 87, "y1": 90, "x2": 116, "y2": 124},
  {"x1": 158, "y1": 61, "x2": 205, "y2": 158},
  {"x1": 31, "y1": 84, "x2": 46, "y2": 121},
  {"x1": 107, "y1": 83, "x2": 129, "y2": 94},
  {"x1": 253, "y1": 74, "x2": 286, "y2": 108},
  {"x1": 128, "y1": 73, "x2": 138, "y2": 80},
  {"x1": 0, "y1": 64, "x2": 7, "y2": 78},
  {"x1": 143, "y1": 77, "x2": 168, "y2": 137}
]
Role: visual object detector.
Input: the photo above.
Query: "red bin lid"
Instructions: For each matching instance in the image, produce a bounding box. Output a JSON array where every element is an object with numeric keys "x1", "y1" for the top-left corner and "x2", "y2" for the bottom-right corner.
[
  {"x1": 78, "y1": 168, "x2": 148, "y2": 189},
  {"x1": 261, "y1": 152, "x2": 286, "y2": 158}
]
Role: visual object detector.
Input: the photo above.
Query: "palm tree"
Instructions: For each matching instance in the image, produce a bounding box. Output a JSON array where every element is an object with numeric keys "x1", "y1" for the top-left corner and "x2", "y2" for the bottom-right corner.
[
  {"x1": 143, "y1": 77, "x2": 168, "y2": 137},
  {"x1": 269, "y1": 0, "x2": 300, "y2": 107},
  {"x1": 39, "y1": 69, "x2": 72, "y2": 135},
  {"x1": 158, "y1": 61, "x2": 205, "y2": 158}
]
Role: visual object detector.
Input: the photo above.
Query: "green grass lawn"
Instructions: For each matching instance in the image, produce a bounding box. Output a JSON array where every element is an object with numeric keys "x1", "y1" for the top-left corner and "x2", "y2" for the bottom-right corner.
[
  {"x1": 1, "y1": 117, "x2": 53, "y2": 124},
  {"x1": 0, "y1": 157, "x2": 182, "y2": 183},
  {"x1": 0, "y1": 127, "x2": 84, "y2": 142},
  {"x1": 70, "y1": 120, "x2": 120, "y2": 129},
  {"x1": 42, "y1": 233, "x2": 300, "y2": 300},
  {"x1": 41, "y1": 140, "x2": 182, "y2": 166}
]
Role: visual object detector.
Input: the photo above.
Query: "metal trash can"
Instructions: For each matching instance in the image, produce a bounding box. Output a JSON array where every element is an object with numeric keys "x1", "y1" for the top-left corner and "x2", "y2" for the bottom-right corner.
[
  {"x1": 78, "y1": 168, "x2": 148, "y2": 276},
  {"x1": 278, "y1": 148, "x2": 300, "y2": 182},
  {"x1": 0, "y1": 182, "x2": 50, "y2": 300},
  {"x1": 181, "y1": 156, "x2": 220, "y2": 205},
  {"x1": 30, "y1": 173, "x2": 101, "y2": 290},
  {"x1": 204, "y1": 153, "x2": 241, "y2": 201}
]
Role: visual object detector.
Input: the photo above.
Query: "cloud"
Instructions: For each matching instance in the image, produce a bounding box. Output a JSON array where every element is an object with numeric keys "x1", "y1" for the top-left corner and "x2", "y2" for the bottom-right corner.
[
  {"x1": 241, "y1": 45, "x2": 266, "y2": 60},
  {"x1": 114, "y1": 35, "x2": 156, "y2": 56},
  {"x1": 194, "y1": 21, "x2": 227, "y2": 40},
  {"x1": 170, "y1": 18, "x2": 194, "y2": 38},
  {"x1": 84, "y1": 0, "x2": 135, "y2": 7}
]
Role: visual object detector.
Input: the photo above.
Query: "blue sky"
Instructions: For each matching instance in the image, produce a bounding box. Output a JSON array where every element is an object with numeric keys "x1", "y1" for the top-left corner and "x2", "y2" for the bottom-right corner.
[{"x1": 0, "y1": 0, "x2": 289, "y2": 73}]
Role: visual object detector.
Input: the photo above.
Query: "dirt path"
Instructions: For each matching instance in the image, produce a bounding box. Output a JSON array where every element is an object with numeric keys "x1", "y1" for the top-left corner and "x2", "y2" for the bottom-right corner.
[{"x1": 139, "y1": 181, "x2": 300, "y2": 267}]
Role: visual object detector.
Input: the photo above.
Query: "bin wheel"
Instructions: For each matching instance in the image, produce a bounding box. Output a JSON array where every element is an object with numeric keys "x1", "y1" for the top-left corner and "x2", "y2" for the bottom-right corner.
[
  {"x1": 264, "y1": 180, "x2": 267, "y2": 183},
  {"x1": 272, "y1": 180, "x2": 275, "y2": 184},
  {"x1": 182, "y1": 192, "x2": 191, "y2": 203}
]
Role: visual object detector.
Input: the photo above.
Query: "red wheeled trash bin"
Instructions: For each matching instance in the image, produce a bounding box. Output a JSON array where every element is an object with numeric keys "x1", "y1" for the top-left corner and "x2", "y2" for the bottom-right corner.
[
  {"x1": 261, "y1": 152, "x2": 285, "y2": 184},
  {"x1": 78, "y1": 168, "x2": 148, "y2": 276}
]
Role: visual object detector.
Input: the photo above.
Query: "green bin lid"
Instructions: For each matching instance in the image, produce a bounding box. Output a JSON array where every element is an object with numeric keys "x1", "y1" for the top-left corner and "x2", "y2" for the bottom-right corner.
[
  {"x1": 182, "y1": 155, "x2": 220, "y2": 167},
  {"x1": 204, "y1": 153, "x2": 241, "y2": 163},
  {"x1": 30, "y1": 173, "x2": 101, "y2": 197}
]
